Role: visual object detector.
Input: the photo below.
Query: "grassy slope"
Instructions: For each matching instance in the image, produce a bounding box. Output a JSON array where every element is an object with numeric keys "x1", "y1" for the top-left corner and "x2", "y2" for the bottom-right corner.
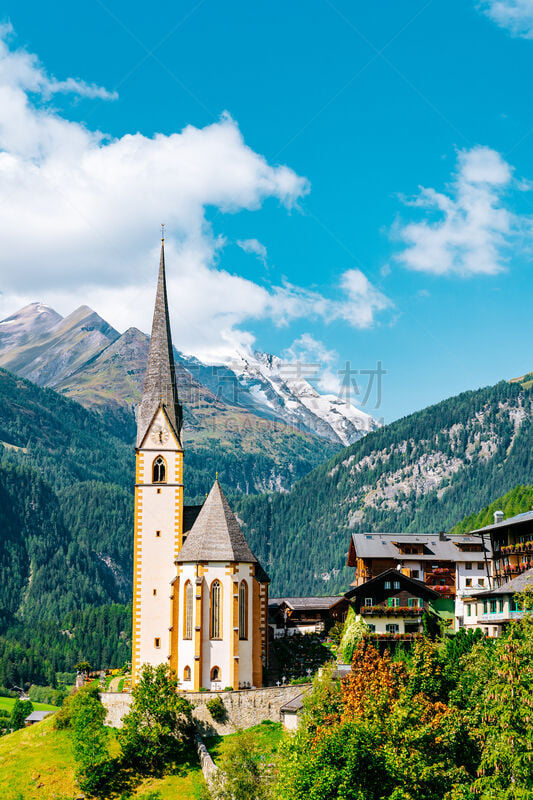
[
  {"x1": 206, "y1": 720, "x2": 284, "y2": 761},
  {"x1": 0, "y1": 717, "x2": 283, "y2": 800},
  {"x1": 0, "y1": 697, "x2": 57, "y2": 713},
  {"x1": 0, "y1": 716, "x2": 204, "y2": 800},
  {"x1": 0, "y1": 717, "x2": 77, "y2": 800}
]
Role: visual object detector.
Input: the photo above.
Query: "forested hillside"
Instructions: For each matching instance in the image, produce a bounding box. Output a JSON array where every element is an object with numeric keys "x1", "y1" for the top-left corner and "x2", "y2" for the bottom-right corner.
[
  {"x1": 0, "y1": 367, "x2": 333, "y2": 686},
  {"x1": 3, "y1": 366, "x2": 533, "y2": 685},
  {"x1": 449, "y1": 483, "x2": 533, "y2": 534},
  {"x1": 238, "y1": 380, "x2": 533, "y2": 596}
]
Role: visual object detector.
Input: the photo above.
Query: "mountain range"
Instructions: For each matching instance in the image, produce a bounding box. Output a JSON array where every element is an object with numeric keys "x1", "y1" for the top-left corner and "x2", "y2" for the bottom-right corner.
[
  {"x1": 1, "y1": 300, "x2": 533, "y2": 683},
  {"x1": 0, "y1": 302, "x2": 378, "y2": 449}
]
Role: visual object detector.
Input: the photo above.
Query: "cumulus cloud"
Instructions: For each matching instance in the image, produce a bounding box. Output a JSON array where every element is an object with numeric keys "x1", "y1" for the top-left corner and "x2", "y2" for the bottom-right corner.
[
  {"x1": 478, "y1": 0, "x2": 533, "y2": 37},
  {"x1": 0, "y1": 22, "x2": 117, "y2": 101},
  {"x1": 236, "y1": 238, "x2": 268, "y2": 265},
  {"x1": 0, "y1": 27, "x2": 390, "y2": 361},
  {"x1": 394, "y1": 146, "x2": 522, "y2": 277},
  {"x1": 283, "y1": 333, "x2": 340, "y2": 393}
]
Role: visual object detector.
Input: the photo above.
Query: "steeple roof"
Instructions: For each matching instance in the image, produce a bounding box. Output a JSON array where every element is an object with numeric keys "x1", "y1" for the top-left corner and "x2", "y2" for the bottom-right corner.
[
  {"x1": 177, "y1": 479, "x2": 266, "y2": 571},
  {"x1": 137, "y1": 239, "x2": 182, "y2": 447}
]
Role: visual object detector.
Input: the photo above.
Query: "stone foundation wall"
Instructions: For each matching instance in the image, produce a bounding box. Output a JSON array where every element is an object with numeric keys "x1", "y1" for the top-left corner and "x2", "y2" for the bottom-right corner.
[
  {"x1": 100, "y1": 684, "x2": 309, "y2": 735},
  {"x1": 100, "y1": 692, "x2": 133, "y2": 728}
]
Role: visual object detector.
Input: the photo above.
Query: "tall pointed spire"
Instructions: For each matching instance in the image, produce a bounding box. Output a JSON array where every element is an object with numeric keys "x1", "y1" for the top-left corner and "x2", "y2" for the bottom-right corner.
[{"x1": 137, "y1": 237, "x2": 183, "y2": 447}]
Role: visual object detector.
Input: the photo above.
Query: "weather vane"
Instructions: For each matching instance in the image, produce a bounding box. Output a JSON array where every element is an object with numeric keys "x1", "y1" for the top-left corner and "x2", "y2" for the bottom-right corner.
[{"x1": 161, "y1": 223, "x2": 165, "y2": 241}]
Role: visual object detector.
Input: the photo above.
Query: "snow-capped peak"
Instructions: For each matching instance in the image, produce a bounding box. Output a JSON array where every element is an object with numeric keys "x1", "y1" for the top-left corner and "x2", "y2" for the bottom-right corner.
[{"x1": 224, "y1": 350, "x2": 380, "y2": 447}]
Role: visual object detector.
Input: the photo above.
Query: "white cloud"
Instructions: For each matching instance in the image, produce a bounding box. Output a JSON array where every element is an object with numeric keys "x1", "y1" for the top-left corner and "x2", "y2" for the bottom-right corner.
[
  {"x1": 236, "y1": 238, "x2": 268, "y2": 265},
  {"x1": 478, "y1": 0, "x2": 533, "y2": 37},
  {"x1": 394, "y1": 146, "x2": 521, "y2": 277},
  {"x1": 0, "y1": 27, "x2": 390, "y2": 361},
  {"x1": 283, "y1": 333, "x2": 340, "y2": 393},
  {"x1": 0, "y1": 22, "x2": 117, "y2": 102}
]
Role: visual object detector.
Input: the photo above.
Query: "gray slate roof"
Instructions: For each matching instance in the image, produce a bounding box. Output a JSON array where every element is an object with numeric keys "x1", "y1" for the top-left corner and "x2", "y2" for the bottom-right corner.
[
  {"x1": 472, "y1": 568, "x2": 533, "y2": 597},
  {"x1": 177, "y1": 480, "x2": 268, "y2": 579},
  {"x1": 280, "y1": 690, "x2": 310, "y2": 713},
  {"x1": 351, "y1": 532, "x2": 491, "y2": 562},
  {"x1": 270, "y1": 596, "x2": 346, "y2": 611},
  {"x1": 137, "y1": 240, "x2": 183, "y2": 447},
  {"x1": 25, "y1": 710, "x2": 53, "y2": 722},
  {"x1": 473, "y1": 510, "x2": 533, "y2": 534}
]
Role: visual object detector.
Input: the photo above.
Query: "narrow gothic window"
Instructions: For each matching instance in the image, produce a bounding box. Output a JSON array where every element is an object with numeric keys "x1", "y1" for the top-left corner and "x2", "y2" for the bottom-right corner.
[
  {"x1": 210, "y1": 580, "x2": 222, "y2": 639},
  {"x1": 184, "y1": 665, "x2": 191, "y2": 681},
  {"x1": 184, "y1": 581, "x2": 193, "y2": 640},
  {"x1": 239, "y1": 581, "x2": 248, "y2": 640},
  {"x1": 211, "y1": 666, "x2": 220, "y2": 682},
  {"x1": 153, "y1": 456, "x2": 166, "y2": 483}
]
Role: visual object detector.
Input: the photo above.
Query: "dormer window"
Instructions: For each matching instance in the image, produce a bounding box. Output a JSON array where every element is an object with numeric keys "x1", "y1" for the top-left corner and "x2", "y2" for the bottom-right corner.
[{"x1": 153, "y1": 456, "x2": 166, "y2": 484}]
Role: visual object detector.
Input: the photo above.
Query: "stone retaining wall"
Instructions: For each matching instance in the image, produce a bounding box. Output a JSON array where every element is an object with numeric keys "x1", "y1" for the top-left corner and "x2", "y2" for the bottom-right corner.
[
  {"x1": 100, "y1": 684, "x2": 309, "y2": 735},
  {"x1": 196, "y1": 734, "x2": 217, "y2": 784}
]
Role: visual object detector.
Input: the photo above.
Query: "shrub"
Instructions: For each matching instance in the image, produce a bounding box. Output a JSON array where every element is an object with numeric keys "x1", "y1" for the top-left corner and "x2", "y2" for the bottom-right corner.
[
  {"x1": 339, "y1": 607, "x2": 369, "y2": 664},
  {"x1": 29, "y1": 684, "x2": 66, "y2": 706},
  {"x1": 9, "y1": 698, "x2": 33, "y2": 731},
  {"x1": 118, "y1": 664, "x2": 194, "y2": 773},
  {"x1": 206, "y1": 695, "x2": 226, "y2": 722}
]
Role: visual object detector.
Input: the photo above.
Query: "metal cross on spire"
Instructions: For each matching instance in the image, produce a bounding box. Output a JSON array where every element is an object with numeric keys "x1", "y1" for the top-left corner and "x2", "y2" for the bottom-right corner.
[{"x1": 161, "y1": 222, "x2": 165, "y2": 241}]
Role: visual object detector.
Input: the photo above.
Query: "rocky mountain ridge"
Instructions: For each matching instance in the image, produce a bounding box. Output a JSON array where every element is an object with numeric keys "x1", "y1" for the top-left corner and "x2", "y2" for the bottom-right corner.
[{"x1": 0, "y1": 303, "x2": 378, "y2": 447}]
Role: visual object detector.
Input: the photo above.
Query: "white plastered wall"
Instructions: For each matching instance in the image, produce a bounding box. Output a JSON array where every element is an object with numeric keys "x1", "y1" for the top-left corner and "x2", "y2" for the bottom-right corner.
[
  {"x1": 134, "y1": 408, "x2": 182, "y2": 676},
  {"x1": 177, "y1": 561, "x2": 255, "y2": 691}
]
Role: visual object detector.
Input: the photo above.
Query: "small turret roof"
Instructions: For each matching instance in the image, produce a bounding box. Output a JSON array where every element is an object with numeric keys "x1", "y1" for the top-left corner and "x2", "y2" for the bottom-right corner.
[
  {"x1": 177, "y1": 480, "x2": 267, "y2": 573},
  {"x1": 137, "y1": 240, "x2": 182, "y2": 447}
]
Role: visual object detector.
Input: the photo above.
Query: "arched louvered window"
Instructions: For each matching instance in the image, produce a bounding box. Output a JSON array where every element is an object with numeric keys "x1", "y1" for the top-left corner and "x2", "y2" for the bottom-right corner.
[
  {"x1": 183, "y1": 665, "x2": 191, "y2": 681},
  {"x1": 152, "y1": 456, "x2": 166, "y2": 483},
  {"x1": 184, "y1": 581, "x2": 193, "y2": 640},
  {"x1": 210, "y1": 580, "x2": 222, "y2": 639},
  {"x1": 239, "y1": 580, "x2": 248, "y2": 640}
]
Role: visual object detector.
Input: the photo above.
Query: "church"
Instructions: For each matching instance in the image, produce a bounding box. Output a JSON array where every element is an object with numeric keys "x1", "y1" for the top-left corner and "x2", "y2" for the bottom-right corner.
[{"x1": 132, "y1": 238, "x2": 270, "y2": 691}]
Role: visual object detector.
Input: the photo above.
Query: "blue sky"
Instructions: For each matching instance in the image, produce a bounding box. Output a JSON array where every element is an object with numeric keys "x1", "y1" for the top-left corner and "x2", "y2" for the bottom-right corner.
[{"x1": 1, "y1": 0, "x2": 533, "y2": 423}]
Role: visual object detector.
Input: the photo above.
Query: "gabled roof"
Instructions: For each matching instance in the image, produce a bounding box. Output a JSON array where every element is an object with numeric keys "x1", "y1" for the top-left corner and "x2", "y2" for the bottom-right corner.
[
  {"x1": 471, "y1": 568, "x2": 533, "y2": 598},
  {"x1": 344, "y1": 568, "x2": 440, "y2": 600},
  {"x1": 473, "y1": 510, "x2": 533, "y2": 535},
  {"x1": 280, "y1": 689, "x2": 311, "y2": 713},
  {"x1": 137, "y1": 240, "x2": 183, "y2": 447},
  {"x1": 349, "y1": 532, "x2": 490, "y2": 563},
  {"x1": 270, "y1": 596, "x2": 347, "y2": 611},
  {"x1": 25, "y1": 710, "x2": 52, "y2": 722},
  {"x1": 177, "y1": 480, "x2": 268, "y2": 578}
]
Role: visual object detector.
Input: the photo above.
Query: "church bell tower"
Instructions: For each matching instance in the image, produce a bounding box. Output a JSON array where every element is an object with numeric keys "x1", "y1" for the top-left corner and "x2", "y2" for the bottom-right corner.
[{"x1": 131, "y1": 236, "x2": 184, "y2": 684}]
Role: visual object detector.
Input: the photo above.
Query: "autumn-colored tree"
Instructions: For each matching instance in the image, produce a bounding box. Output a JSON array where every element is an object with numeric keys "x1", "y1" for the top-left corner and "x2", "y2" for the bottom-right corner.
[{"x1": 341, "y1": 639, "x2": 404, "y2": 722}]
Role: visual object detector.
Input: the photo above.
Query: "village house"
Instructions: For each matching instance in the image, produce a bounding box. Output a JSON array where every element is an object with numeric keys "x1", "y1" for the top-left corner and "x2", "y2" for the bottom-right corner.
[
  {"x1": 471, "y1": 509, "x2": 533, "y2": 587},
  {"x1": 462, "y1": 568, "x2": 533, "y2": 637},
  {"x1": 344, "y1": 568, "x2": 439, "y2": 636},
  {"x1": 346, "y1": 531, "x2": 492, "y2": 630},
  {"x1": 268, "y1": 596, "x2": 348, "y2": 638}
]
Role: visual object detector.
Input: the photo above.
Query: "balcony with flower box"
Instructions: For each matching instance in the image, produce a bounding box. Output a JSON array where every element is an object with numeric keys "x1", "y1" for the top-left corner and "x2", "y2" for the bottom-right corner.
[
  {"x1": 361, "y1": 605, "x2": 422, "y2": 618},
  {"x1": 499, "y1": 542, "x2": 533, "y2": 556},
  {"x1": 369, "y1": 632, "x2": 422, "y2": 641}
]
